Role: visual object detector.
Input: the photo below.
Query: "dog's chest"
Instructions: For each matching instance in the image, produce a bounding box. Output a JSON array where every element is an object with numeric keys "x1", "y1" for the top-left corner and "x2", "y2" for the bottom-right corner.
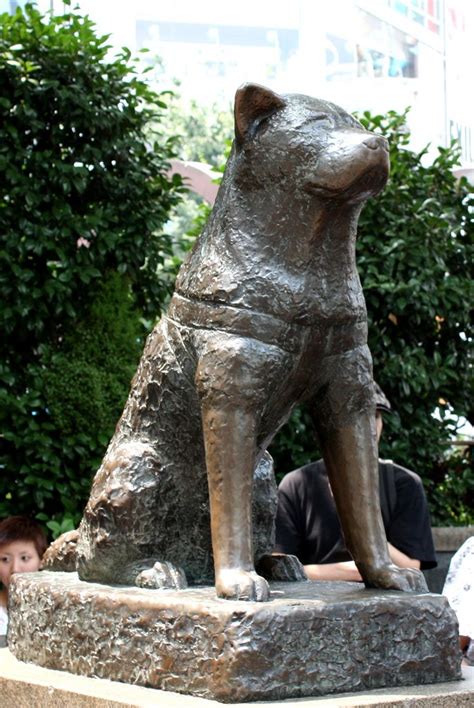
[{"x1": 176, "y1": 229, "x2": 366, "y2": 326}]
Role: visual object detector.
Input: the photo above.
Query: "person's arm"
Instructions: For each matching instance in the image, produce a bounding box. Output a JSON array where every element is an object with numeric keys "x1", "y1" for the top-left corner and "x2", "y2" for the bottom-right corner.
[
  {"x1": 304, "y1": 560, "x2": 362, "y2": 581},
  {"x1": 387, "y1": 542, "x2": 420, "y2": 569},
  {"x1": 302, "y1": 543, "x2": 420, "y2": 581}
]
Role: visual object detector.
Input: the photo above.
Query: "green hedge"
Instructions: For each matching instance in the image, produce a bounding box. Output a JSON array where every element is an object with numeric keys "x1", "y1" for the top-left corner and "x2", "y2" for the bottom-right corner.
[{"x1": 0, "y1": 4, "x2": 183, "y2": 535}]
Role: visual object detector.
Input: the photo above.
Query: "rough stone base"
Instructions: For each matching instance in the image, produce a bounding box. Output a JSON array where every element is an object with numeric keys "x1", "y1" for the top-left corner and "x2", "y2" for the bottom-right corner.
[
  {"x1": 8, "y1": 572, "x2": 462, "y2": 703},
  {"x1": 1, "y1": 649, "x2": 473, "y2": 708}
]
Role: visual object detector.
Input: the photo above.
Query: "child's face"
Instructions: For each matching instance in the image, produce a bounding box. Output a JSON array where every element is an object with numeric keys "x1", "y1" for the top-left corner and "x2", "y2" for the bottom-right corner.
[{"x1": 0, "y1": 540, "x2": 42, "y2": 588}]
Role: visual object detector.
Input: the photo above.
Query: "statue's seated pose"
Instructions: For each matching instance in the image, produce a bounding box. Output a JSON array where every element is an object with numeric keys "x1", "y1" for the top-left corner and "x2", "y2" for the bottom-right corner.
[{"x1": 47, "y1": 84, "x2": 428, "y2": 601}]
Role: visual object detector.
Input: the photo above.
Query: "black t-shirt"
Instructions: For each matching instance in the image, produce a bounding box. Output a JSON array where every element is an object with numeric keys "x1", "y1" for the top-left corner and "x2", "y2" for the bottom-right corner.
[{"x1": 274, "y1": 459, "x2": 437, "y2": 569}]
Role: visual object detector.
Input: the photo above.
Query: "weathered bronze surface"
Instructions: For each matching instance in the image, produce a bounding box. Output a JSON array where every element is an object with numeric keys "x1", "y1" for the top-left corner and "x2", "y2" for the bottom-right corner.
[
  {"x1": 47, "y1": 83, "x2": 428, "y2": 601},
  {"x1": 8, "y1": 572, "x2": 461, "y2": 703}
]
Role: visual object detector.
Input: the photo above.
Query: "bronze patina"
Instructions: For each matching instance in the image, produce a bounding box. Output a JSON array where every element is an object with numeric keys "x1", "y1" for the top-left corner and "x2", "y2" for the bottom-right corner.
[{"x1": 45, "y1": 84, "x2": 428, "y2": 601}]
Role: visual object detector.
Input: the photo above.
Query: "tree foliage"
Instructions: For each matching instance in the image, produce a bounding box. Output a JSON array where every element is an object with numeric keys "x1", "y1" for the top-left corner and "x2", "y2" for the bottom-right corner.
[
  {"x1": 158, "y1": 91, "x2": 234, "y2": 166},
  {"x1": 358, "y1": 110, "x2": 473, "y2": 524},
  {"x1": 0, "y1": 4, "x2": 183, "y2": 534},
  {"x1": 157, "y1": 91, "x2": 233, "y2": 285},
  {"x1": 270, "y1": 110, "x2": 473, "y2": 525}
]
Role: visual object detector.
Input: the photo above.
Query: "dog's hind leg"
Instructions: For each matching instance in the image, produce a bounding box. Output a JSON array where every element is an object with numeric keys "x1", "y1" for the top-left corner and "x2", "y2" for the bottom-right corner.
[
  {"x1": 76, "y1": 318, "x2": 210, "y2": 588},
  {"x1": 76, "y1": 438, "x2": 188, "y2": 588}
]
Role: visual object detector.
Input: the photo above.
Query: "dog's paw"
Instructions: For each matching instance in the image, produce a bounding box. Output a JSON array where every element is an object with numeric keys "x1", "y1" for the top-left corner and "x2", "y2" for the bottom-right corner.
[
  {"x1": 255, "y1": 553, "x2": 308, "y2": 582},
  {"x1": 216, "y1": 568, "x2": 270, "y2": 602},
  {"x1": 135, "y1": 560, "x2": 188, "y2": 590},
  {"x1": 361, "y1": 564, "x2": 428, "y2": 594}
]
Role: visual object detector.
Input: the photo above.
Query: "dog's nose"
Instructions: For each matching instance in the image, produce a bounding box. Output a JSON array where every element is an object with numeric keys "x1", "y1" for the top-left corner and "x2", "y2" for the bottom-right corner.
[{"x1": 362, "y1": 135, "x2": 388, "y2": 151}]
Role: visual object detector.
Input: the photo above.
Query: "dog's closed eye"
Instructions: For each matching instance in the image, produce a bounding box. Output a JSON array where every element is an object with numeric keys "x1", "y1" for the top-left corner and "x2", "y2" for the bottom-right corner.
[{"x1": 304, "y1": 114, "x2": 334, "y2": 129}]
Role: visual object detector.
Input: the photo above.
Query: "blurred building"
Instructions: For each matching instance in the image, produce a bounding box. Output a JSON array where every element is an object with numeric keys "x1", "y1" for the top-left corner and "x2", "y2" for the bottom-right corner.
[{"x1": 16, "y1": 0, "x2": 474, "y2": 176}]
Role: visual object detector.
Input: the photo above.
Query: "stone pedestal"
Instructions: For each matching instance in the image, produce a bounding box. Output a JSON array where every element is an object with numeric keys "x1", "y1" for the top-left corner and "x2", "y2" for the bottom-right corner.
[{"x1": 8, "y1": 572, "x2": 461, "y2": 703}]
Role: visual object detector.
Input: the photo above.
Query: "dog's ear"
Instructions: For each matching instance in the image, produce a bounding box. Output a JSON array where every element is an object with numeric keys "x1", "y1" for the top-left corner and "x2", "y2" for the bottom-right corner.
[{"x1": 234, "y1": 83, "x2": 286, "y2": 145}]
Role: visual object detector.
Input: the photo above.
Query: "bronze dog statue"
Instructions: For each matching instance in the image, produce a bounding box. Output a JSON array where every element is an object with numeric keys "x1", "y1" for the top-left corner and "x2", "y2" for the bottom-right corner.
[{"x1": 49, "y1": 84, "x2": 427, "y2": 601}]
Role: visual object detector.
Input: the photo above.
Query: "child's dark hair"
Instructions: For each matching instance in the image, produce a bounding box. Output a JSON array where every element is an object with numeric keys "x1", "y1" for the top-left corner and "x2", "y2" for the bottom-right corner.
[{"x1": 0, "y1": 516, "x2": 48, "y2": 558}]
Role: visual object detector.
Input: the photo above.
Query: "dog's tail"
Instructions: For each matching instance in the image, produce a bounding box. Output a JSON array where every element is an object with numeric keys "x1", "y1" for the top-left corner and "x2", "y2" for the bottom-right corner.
[{"x1": 42, "y1": 529, "x2": 78, "y2": 572}]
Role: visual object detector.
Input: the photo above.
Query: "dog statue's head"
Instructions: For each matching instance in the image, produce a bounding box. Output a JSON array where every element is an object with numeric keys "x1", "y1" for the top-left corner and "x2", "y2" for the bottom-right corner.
[{"x1": 232, "y1": 83, "x2": 389, "y2": 204}]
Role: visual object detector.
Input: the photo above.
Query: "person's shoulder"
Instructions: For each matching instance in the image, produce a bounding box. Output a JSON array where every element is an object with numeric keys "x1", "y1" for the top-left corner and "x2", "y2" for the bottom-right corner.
[
  {"x1": 379, "y1": 459, "x2": 423, "y2": 490},
  {"x1": 279, "y1": 460, "x2": 326, "y2": 491}
]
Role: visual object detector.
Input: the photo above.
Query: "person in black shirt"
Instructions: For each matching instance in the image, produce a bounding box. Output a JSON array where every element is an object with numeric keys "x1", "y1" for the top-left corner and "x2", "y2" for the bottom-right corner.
[{"x1": 274, "y1": 386, "x2": 437, "y2": 581}]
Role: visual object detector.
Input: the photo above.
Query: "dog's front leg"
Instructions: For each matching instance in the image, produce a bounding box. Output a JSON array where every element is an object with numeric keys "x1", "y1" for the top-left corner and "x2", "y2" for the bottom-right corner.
[
  {"x1": 311, "y1": 346, "x2": 427, "y2": 593},
  {"x1": 201, "y1": 401, "x2": 270, "y2": 601},
  {"x1": 314, "y1": 405, "x2": 427, "y2": 593},
  {"x1": 194, "y1": 333, "x2": 287, "y2": 602}
]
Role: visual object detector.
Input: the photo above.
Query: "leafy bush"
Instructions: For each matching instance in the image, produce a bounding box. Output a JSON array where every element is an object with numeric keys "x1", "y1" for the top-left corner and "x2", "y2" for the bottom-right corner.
[
  {"x1": 157, "y1": 93, "x2": 233, "y2": 283},
  {"x1": 0, "y1": 4, "x2": 183, "y2": 534},
  {"x1": 158, "y1": 92, "x2": 234, "y2": 166},
  {"x1": 270, "y1": 110, "x2": 473, "y2": 525}
]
